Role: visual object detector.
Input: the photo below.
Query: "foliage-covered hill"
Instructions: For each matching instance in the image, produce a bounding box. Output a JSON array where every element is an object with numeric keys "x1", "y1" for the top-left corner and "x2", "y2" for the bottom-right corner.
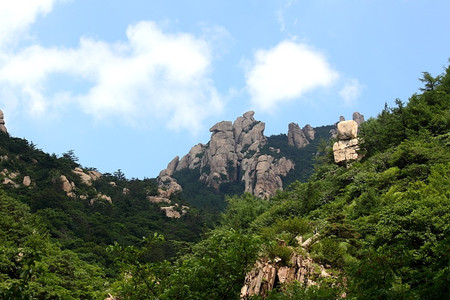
[
  {"x1": 103, "y1": 65, "x2": 449, "y2": 299},
  {"x1": 1, "y1": 64, "x2": 449, "y2": 299},
  {"x1": 0, "y1": 132, "x2": 213, "y2": 288}
]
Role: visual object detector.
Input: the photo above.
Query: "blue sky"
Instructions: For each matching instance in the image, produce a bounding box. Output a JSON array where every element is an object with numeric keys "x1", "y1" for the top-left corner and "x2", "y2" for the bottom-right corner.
[{"x1": 0, "y1": 0, "x2": 449, "y2": 178}]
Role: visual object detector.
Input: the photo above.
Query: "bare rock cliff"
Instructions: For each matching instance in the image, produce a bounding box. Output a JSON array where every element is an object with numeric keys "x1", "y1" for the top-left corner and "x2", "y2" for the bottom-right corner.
[
  {"x1": 158, "y1": 111, "x2": 294, "y2": 199},
  {"x1": 240, "y1": 237, "x2": 333, "y2": 299}
]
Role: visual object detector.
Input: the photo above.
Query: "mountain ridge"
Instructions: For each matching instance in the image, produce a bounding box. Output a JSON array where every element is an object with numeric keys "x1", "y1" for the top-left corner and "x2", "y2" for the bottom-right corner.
[{"x1": 156, "y1": 111, "x2": 364, "y2": 205}]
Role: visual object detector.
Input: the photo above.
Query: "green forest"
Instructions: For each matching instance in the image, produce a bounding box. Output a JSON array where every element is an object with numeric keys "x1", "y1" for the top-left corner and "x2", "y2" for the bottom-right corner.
[{"x1": 1, "y1": 64, "x2": 449, "y2": 299}]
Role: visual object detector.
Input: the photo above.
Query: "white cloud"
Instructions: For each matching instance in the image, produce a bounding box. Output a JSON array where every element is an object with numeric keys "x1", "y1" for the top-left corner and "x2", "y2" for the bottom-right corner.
[
  {"x1": 0, "y1": 0, "x2": 60, "y2": 48},
  {"x1": 339, "y1": 78, "x2": 364, "y2": 105},
  {"x1": 0, "y1": 20, "x2": 224, "y2": 133},
  {"x1": 245, "y1": 40, "x2": 339, "y2": 111}
]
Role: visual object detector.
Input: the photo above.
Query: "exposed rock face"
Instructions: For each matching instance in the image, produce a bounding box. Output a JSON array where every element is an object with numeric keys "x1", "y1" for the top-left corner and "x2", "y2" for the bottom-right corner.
[
  {"x1": 88, "y1": 170, "x2": 102, "y2": 181},
  {"x1": 302, "y1": 124, "x2": 315, "y2": 140},
  {"x1": 164, "y1": 156, "x2": 179, "y2": 176},
  {"x1": 23, "y1": 176, "x2": 31, "y2": 186},
  {"x1": 0, "y1": 109, "x2": 7, "y2": 133},
  {"x1": 352, "y1": 111, "x2": 365, "y2": 126},
  {"x1": 60, "y1": 175, "x2": 74, "y2": 193},
  {"x1": 157, "y1": 111, "x2": 294, "y2": 199},
  {"x1": 90, "y1": 193, "x2": 112, "y2": 205},
  {"x1": 245, "y1": 155, "x2": 294, "y2": 199},
  {"x1": 333, "y1": 120, "x2": 363, "y2": 164},
  {"x1": 160, "y1": 204, "x2": 189, "y2": 218},
  {"x1": 333, "y1": 138, "x2": 360, "y2": 164},
  {"x1": 3, "y1": 178, "x2": 19, "y2": 188},
  {"x1": 147, "y1": 196, "x2": 171, "y2": 204},
  {"x1": 287, "y1": 123, "x2": 309, "y2": 148},
  {"x1": 329, "y1": 129, "x2": 337, "y2": 139},
  {"x1": 60, "y1": 175, "x2": 76, "y2": 198},
  {"x1": 241, "y1": 239, "x2": 332, "y2": 299},
  {"x1": 337, "y1": 120, "x2": 358, "y2": 140},
  {"x1": 157, "y1": 175, "x2": 182, "y2": 196},
  {"x1": 75, "y1": 168, "x2": 102, "y2": 185}
]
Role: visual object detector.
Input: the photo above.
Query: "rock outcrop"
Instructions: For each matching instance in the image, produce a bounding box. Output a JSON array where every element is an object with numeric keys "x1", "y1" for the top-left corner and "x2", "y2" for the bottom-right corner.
[
  {"x1": 336, "y1": 120, "x2": 358, "y2": 140},
  {"x1": 287, "y1": 123, "x2": 309, "y2": 148},
  {"x1": 23, "y1": 176, "x2": 31, "y2": 187},
  {"x1": 60, "y1": 175, "x2": 76, "y2": 198},
  {"x1": 0, "y1": 109, "x2": 7, "y2": 133},
  {"x1": 302, "y1": 124, "x2": 315, "y2": 140},
  {"x1": 160, "y1": 204, "x2": 189, "y2": 218},
  {"x1": 333, "y1": 120, "x2": 363, "y2": 164},
  {"x1": 241, "y1": 255, "x2": 331, "y2": 299},
  {"x1": 72, "y1": 167, "x2": 102, "y2": 186},
  {"x1": 352, "y1": 111, "x2": 365, "y2": 126},
  {"x1": 157, "y1": 112, "x2": 295, "y2": 199},
  {"x1": 90, "y1": 193, "x2": 112, "y2": 205},
  {"x1": 241, "y1": 237, "x2": 332, "y2": 299},
  {"x1": 246, "y1": 155, "x2": 294, "y2": 199}
]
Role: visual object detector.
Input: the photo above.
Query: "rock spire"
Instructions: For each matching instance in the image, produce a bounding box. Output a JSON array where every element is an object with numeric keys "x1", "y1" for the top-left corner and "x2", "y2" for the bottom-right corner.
[
  {"x1": 332, "y1": 120, "x2": 363, "y2": 164},
  {"x1": 0, "y1": 109, "x2": 7, "y2": 133}
]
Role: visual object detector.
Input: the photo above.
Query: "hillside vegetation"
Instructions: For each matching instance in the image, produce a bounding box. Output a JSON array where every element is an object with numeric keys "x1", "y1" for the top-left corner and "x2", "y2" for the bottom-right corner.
[{"x1": 0, "y1": 64, "x2": 449, "y2": 299}]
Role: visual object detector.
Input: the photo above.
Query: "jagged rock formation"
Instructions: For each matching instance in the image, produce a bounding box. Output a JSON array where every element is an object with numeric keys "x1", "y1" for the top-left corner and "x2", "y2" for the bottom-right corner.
[
  {"x1": 288, "y1": 123, "x2": 309, "y2": 148},
  {"x1": 287, "y1": 123, "x2": 309, "y2": 148},
  {"x1": 241, "y1": 237, "x2": 332, "y2": 299},
  {"x1": 0, "y1": 109, "x2": 7, "y2": 133},
  {"x1": 302, "y1": 124, "x2": 315, "y2": 140},
  {"x1": 158, "y1": 112, "x2": 295, "y2": 199},
  {"x1": 241, "y1": 255, "x2": 331, "y2": 299},
  {"x1": 352, "y1": 111, "x2": 365, "y2": 126},
  {"x1": 156, "y1": 111, "x2": 360, "y2": 199},
  {"x1": 249, "y1": 155, "x2": 294, "y2": 199},
  {"x1": 333, "y1": 120, "x2": 363, "y2": 164},
  {"x1": 287, "y1": 123, "x2": 316, "y2": 149}
]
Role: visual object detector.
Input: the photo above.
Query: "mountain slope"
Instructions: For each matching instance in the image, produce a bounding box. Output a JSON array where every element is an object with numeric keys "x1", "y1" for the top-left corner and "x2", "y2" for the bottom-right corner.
[{"x1": 105, "y1": 65, "x2": 449, "y2": 299}]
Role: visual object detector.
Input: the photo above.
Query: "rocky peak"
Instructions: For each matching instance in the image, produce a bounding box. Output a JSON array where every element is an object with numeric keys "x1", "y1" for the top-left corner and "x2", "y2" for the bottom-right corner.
[
  {"x1": 352, "y1": 111, "x2": 365, "y2": 126},
  {"x1": 0, "y1": 109, "x2": 7, "y2": 133},
  {"x1": 162, "y1": 156, "x2": 179, "y2": 177},
  {"x1": 176, "y1": 144, "x2": 205, "y2": 171},
  {"x1": 302, "y1": 124, "x2": 315, "y2": 140},
  {"x1": 287, "y1": 123, "x2": 309, "y2": 148},
  {"x1": 233, "y1": 111, "x2": 266, "y2": 149}
]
